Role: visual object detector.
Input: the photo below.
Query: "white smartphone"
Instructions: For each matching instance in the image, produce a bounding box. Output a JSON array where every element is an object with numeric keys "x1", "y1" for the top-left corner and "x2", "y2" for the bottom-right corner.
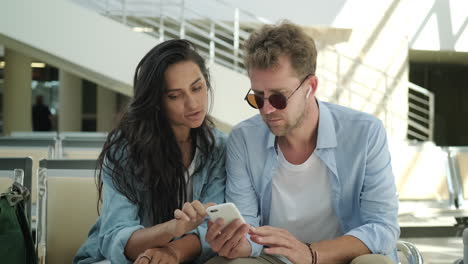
[{"x1": 206, "y1": 202, "x2": 245, "y2": 226}]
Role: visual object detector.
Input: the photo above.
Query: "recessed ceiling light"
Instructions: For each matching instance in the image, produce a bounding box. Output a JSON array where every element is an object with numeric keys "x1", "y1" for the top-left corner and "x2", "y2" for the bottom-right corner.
[
  {"x1": 31, "y1": 62, "x2": 46, "y2": 68},
  {"x1": 0, "y1": 61, "x2": 46, "y2": 68}
]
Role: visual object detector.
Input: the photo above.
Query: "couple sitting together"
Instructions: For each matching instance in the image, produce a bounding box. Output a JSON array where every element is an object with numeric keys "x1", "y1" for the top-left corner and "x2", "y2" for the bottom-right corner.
[{"x1": 74, "y1": 21, "x2": 399, "y2": 264}]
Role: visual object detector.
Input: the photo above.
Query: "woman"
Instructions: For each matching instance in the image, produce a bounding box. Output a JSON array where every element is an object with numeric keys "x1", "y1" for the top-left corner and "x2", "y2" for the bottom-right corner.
[{"x1": 74, "y1": 39, "x2": 226, "y2": 264}]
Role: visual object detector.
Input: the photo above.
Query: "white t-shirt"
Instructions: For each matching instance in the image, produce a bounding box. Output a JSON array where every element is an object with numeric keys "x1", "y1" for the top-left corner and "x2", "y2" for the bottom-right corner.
[
  {"x1": 185, "y1": 148, "x2": 198, "y2": 202},
  {"x1": 269, "y1": 147, "x2": 343, "y2": 244}
]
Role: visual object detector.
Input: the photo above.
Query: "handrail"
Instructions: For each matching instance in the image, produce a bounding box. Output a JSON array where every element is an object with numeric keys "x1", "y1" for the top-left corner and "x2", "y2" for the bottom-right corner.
[
  {"x1": 319, "y1": 47, "x2": 435, "y2": 142},
  {"x1": 214, "y1": 0, "x2": 271, "y2": 24},
  {"x1": 72, "y1": 0, "x2": 270, "y2": 73},
  {"x1": 408, "y1": 93, "x2": 431, "y2": 105},
  {"x1": 73, "y1": 0, "x2": 435, "y2": 141},
  {"x1": 409, "y1": 82, "x2": 434, "y2": 97},
  {"x1": 322, "y1": 46, "x2": 388, "y2": 75}
]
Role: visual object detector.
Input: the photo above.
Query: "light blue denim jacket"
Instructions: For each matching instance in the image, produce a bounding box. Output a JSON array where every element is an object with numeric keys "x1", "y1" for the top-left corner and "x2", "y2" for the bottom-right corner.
[
  {"x1": 226, "y1": 100, "x2": 400, "y2": 263},
  {"x1": 74, "y1": 128, "x2": 227, "y2": 264}
]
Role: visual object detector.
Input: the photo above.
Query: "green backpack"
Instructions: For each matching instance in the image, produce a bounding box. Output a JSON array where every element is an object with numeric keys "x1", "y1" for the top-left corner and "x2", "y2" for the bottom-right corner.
[{"x1": 0, "y1": 182, "x2": 37, "y2": 264}]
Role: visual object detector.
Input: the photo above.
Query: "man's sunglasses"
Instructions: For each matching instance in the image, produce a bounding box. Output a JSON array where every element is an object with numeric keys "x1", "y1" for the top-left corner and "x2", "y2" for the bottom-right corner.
[{"x1": 244, "y1": 74, "x2": 313, "y2": 110}]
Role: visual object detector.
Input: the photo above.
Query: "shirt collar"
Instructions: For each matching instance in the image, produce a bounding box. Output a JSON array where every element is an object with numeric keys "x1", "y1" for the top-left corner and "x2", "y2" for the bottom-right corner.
[{"x1": 316, "y1": 100, "x2": 337, "y2": 149}]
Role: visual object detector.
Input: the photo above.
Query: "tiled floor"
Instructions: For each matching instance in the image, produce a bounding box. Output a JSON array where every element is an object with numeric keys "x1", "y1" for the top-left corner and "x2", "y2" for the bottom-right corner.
[
  {"x1": 399, "y1": 201, "x2": 465, "y2": 264},
  {"x1": 403, "y1": 237, "x2": 463, "y2": 264}
]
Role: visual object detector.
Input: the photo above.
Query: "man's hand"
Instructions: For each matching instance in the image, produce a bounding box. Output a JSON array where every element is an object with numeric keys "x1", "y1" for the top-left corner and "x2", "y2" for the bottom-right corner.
[
  {"x1": 133, "y1": 246, "x2": 179, "y2": 264},
  {"x1": 249, "y1": 226, "x2": 312, "y2": 264},
  {"x1": 170, "y1": 200, "x2": 215, "y2": 238},
  {"x1": 206, "y1": 218, "x2": 251, "y2": 259}
]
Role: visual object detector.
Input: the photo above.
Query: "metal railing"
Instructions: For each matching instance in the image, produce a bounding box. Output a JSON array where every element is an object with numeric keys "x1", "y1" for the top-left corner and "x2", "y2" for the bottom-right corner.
[
  {"x1": 73, "y1": 0, "x2": 435, "y2": 142},
  {"x1": 317, "y1": 47, "x2": 435, "y2": 142},
  {"x1": 408, "y1": 82, "x2": 435, "y2": 141},
  {"x1": 72, "y1": 0, "x2": 270, "y2": 73}
]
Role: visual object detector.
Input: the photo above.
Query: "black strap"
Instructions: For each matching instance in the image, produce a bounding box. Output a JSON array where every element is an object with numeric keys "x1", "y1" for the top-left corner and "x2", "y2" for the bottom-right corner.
[{"x1": 15, "y1": 201, "x2": 37, "y2": 264}]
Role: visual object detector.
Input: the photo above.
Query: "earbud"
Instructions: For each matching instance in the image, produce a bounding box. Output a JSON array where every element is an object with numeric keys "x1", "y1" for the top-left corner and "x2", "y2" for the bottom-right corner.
[{"x1": 306, "y1": 86, "x2": 312, "y2": 99}]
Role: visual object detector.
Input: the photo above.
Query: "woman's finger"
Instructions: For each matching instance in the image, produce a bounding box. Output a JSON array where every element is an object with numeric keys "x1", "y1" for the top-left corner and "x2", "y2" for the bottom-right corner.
[
  {"x1": 182, "y1": 202, "x2": 197, "y2": 221},
  {"x1": 174, "y1": 209, "x2": 190, "y2": 222},
  {"x1": 191, "y1": 200, "x2": 207, "y2": 217},
  {"x1": 204, "y1": 202, "x2": 216, "y2": 209},
  {"x1": 134, "y1": 253, "x2": 153, "y2": 264}
]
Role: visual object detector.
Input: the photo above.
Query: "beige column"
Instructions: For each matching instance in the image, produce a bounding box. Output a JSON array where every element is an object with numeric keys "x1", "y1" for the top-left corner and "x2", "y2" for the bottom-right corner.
[
  {"x1": 58, "y1": 70, "x2": 82, "y2": 131},
  {"x1": 3, "y1": 48, "x2": 32, "y2": 135},
  {"x1": 96, "y1": 85, "x2": 117, "y2": 132}
]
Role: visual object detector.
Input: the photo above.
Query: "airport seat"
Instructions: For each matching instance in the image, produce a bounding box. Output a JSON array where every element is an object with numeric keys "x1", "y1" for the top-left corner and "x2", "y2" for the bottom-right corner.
[
  {"x1": 0, "y1": 157, "x2": 34, "y2": 226},
  {"x1": 0, "y1": 137, "x2": 57, "y2": 208},
  {"x1": 10, "y1": 131, "x2": 58, "y2": 138},
  {"x1": 452, "y1": 147, "x2": 468, "y2": 201},
  {"x1": 58, "y1": 132, "x2": 106, "y2": 159},
  {"x1": 36, "y1": 159, "x2": 98, "y2": 264}
]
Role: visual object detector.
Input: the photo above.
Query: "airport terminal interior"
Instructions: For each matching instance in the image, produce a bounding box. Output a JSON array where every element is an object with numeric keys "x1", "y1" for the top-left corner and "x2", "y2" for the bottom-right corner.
[{"x1": 1, "y1": 0, "x2": 468, "y2": 263}]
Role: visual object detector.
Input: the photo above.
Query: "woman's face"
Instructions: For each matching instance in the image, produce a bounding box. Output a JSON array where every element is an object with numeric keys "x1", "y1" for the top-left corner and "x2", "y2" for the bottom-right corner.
[{"x1": 162, "y1": 60, "x2": 209, "y2": 131}]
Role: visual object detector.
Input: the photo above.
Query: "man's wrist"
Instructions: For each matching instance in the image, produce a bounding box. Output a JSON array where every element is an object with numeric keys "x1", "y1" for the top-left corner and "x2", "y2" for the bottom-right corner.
[
  {"x1": 305, "y1": 243, "x2": 317, "y2": 264},
  {"x1": 166, "y1": 245, "x2": 181, "y2": 262},
  {"x1": 240, "y1": 238, "x2": 253, "y2": 257}
]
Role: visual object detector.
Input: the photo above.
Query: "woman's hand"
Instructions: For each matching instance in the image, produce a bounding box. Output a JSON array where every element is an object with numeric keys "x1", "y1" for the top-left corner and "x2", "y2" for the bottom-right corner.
[
  {"x1": 133, "y1": 246, "x2": 179, "y2": 264},
  {"x1": 170, "y1": 200, "x2": 215, "y2": 237}
]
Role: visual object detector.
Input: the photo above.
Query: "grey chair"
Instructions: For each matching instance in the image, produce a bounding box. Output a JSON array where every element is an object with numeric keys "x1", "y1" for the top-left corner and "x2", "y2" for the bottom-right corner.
[
  {"x1": 36, "y1": 159, "x2": 98, "y2": 264},
  {"x1": 10, "y1": 131, "x2": 58, "y2": 138},
  {"x1": 0, "y1": 157, "x2": 34, "y2": 227},
  {"x1": 453, "y1": 228, "x2": 468, "y2": 264},
  {"x1": 0, "y1": 137, "x2": 57, "y2": 222},
  {"x1": 58, "y1": 132, "x2": 106, "y2": 159}
]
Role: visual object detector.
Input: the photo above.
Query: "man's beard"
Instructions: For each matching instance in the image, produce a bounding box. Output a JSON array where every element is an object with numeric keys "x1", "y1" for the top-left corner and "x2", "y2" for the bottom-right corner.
[{"x1": 265, "y1": 105, "x2": 307, "y2": 136}]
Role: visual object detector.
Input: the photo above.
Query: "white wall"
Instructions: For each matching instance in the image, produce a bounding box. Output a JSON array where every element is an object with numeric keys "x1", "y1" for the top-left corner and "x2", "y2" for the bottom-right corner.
[
  {"x1": 210, "y1": 62, "x2": 257, "y2": 129},
  {"x1": 405, "y1": 0, "x2": 468, "y2": 52},
  {"x1": 0, "y1": 0, "x2": 255, "y2": 128},
  {"x1": 230, "y1": 0, "x2": 468, "y2": 53},
  {"x1": 0, "y1": 0, "x2": 154, "y2": 96},
  {"x1": 332, "y1": 0, "x2": 468, "y2": 52}
]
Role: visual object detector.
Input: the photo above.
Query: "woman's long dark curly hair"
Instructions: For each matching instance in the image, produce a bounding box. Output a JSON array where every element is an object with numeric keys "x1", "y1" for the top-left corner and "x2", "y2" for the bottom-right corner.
[{"x1": 97, "y1": 39, "x2": 215, "y2": 224}]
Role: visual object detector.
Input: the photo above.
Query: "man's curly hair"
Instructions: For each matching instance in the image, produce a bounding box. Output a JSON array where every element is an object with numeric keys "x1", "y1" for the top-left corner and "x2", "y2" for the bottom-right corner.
[{"x1": 244, "y1": 20, "x2": 317, "y2": 77}]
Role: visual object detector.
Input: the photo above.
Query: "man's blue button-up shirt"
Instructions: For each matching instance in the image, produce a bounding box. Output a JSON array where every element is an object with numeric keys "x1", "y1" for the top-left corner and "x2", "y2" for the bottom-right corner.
[{"x1": 226, "y1": 100, "x2": 400, "y2": 263}]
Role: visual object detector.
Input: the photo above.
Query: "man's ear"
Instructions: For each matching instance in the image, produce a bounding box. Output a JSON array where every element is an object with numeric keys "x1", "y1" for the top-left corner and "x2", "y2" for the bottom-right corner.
[{"x1": 309, "y1": 75, "x2": 318, "y2": 95}]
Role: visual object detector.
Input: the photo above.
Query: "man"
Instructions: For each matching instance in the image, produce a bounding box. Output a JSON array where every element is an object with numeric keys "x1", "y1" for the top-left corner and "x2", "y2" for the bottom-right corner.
[
  {"x1": 205, "y1": 21, "x2": 399, "y2": 264},
  {"x1": 32, "y1": 95, "x2": 52, "y2": 131}
]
